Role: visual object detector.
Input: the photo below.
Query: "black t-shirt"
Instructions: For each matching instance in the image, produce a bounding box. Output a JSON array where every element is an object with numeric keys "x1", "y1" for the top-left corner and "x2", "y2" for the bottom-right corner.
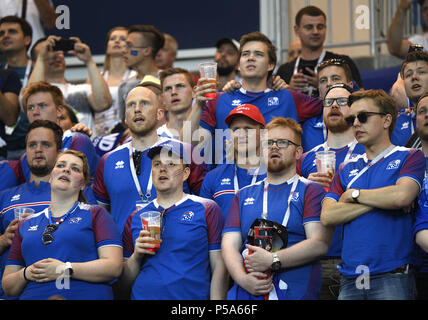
[
  {"x1": 276, "y1": 50, "x2": 363, "y2": 98},
  {"x1": 0, "y1": 68, "x2": 22, "y2": 158}
]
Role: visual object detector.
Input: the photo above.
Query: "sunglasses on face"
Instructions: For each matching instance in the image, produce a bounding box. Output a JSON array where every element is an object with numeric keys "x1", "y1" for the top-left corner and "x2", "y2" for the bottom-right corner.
[
  {"x1": 267, "y1": 139, "x2": 300, "y2": 148},
  {"x1": 345, "y1": 111, "x2": 386, "y2": 127},
  {"x1": 323, "y1": 97, "x2": 349, "y2": 107}
]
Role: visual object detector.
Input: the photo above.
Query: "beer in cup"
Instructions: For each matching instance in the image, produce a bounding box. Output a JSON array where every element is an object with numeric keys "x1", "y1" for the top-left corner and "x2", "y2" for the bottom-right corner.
[
  {"x1": 199, "y1": 62, "x2": 217, "y2": 98},
  {"x1": 140, "y1": 211, "x2": 161, "y2": 251},
  {"x1": 315, "y1": 150, "x2": 336, "y2": 177}
]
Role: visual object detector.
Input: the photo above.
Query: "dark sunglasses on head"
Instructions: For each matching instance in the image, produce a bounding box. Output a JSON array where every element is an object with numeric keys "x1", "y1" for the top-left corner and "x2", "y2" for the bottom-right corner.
[
  {"x1": 267, "y1": 139, "x2": 300, "y2": 148},
  {"x1": 345, "y1": 111, "x2": 386, "y2": 127},
  {"x1": 323, "y1": 97, "x2": 349, "y2": 107},
  {"x1": 317, "y1": 58, "x2": 346, "y2": 71}
]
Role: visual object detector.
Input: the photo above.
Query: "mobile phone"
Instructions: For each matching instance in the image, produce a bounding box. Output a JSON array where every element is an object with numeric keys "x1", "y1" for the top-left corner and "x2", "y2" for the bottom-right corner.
[
  {"x1": 299, "y1": 63, "x2": 316, "y2": 76},
  {"x1": 53, "y1": 38, "x2": 76, "y2": 52}
]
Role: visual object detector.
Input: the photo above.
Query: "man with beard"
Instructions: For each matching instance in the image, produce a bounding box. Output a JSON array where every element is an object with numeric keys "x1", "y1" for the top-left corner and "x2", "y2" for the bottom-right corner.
[
  {"x1": 222, "y1": 117, "x2": 332, "y2": 300},
  {"x1": 275, "y1": 6, "x2": 362, "y2": 98},
  {"x1": 297, "y1": 83, "x2": 365, "y2": 300},
  {"x1": 0, "y1": 120, "x2": 62, "y2": 299},
  {"x1": 93, "y1": 86, "x2": 207, "y2": 234},
  {"x1": 301, "y1": 58, "x2": 356, "y2": 152},
  {"x1": 322, "y1": 89, "x2": 425, "y2": 300},
  {"x1": 214, "y1": 38, "x2": 241, "y2": 92}
]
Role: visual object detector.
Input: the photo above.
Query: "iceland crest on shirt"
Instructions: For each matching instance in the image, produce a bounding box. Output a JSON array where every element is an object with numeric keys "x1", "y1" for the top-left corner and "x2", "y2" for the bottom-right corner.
[
  {"x1": 268, "y1": 97, "x2": 279, "y2": 106},
  {"x1": 181, "y1": 211, "x2": 194, "y2": 222},
  {"x1": 386, "y1": 159, "x2": 401, "y2": 170}
]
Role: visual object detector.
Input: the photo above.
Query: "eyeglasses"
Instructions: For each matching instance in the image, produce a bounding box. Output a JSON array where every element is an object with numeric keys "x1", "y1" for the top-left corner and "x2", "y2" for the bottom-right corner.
[
  {"x1": 345, "y1": 111, "x2": 386, "y2": 126},
  {"x1": 323, "y1": 97, "x2": 349, "y2": 107},
  {"x1": 267, "y1": 139, "x2": 300, "y2": 148},
  {"x1": 42, "y1": 224, "x2": 58, "y2": 245}
]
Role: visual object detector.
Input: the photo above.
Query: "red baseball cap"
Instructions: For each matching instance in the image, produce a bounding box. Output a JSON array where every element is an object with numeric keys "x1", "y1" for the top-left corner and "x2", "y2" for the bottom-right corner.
[{"x1": 224, "y1": 104, "x2": 266, "y2": 127}]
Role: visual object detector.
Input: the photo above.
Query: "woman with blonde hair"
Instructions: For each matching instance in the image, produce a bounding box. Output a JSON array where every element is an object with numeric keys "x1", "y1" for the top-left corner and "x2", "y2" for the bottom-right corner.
[
  {"x1": 2, "y1": 150, "x2": 123, "y2": 300},
  {"x1": 94, "y1": 26, "x2": 135, "y2": 136}
]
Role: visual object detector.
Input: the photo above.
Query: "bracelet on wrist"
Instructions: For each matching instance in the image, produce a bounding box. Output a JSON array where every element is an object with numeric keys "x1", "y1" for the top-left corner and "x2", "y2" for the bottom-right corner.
[{"x1": 23, "y1": 266, "x2": 29, "y2": 282}]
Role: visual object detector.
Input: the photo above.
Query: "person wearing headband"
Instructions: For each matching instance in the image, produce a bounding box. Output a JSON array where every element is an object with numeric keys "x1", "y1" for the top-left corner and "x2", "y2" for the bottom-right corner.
[{"x1": 322, "y1": 89, "x2": 425, "y2": 300}]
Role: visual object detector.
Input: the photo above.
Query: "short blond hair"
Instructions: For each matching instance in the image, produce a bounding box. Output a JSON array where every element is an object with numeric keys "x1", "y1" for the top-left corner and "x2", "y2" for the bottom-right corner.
[{"x1": 22, "y1": 81, "x2": 64, "y2": 112}]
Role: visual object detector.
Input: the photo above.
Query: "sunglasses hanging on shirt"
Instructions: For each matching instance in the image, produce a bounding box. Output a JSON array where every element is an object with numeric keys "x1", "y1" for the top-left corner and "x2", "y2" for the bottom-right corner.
[
  {"x1": 42, "y1": 224, "x2": 58, "y2": 245},
  {"x1": 133, "y1": 151, "x2": 142, "y2": 176}
]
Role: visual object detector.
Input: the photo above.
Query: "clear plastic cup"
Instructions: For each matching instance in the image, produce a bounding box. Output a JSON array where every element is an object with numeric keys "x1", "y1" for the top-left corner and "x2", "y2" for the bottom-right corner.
[
  {"x1": 140, "y1": 211, "x2": 161, "y2": 251},
  {"x1": 315, "y1": 150, "x2": 336, "y2": 177},
  {"x1": 14, "y1": 207, "x2": 35, "y2": 221}
]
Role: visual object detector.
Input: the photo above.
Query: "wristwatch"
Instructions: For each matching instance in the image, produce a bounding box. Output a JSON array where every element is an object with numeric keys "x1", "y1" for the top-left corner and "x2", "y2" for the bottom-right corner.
[
  {"x1": 271, "y1": 253, "x2": 281, "y2": 272},
  {"x1": 64, "y1": 262, "x2": 74, "y2": 277},
  {"x1": 351, "y1": 189, "x2": 360, "y2": 203}
]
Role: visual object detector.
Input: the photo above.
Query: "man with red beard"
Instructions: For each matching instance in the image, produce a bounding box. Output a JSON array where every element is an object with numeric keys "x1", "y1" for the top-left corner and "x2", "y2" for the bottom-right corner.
[
  {"x1": 297, "y1": 83, "x2": 365, "y2": 300},
  {"x1": 222, "y1": 117, "x2": 332, "y2": 300}
]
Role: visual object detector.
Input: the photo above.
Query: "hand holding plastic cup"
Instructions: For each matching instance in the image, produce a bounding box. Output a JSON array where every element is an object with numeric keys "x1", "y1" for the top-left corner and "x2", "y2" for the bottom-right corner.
[
  {"x1": 140, "y1": 211, "x2": 161, "y2": 252},
  {"x1": 315, "y1": 151, "x2": 336, "y2": 178},
  {"x1": 14, "y1": 207, "x2": 35, "y2": 221},
  {"x1": 199, "y1": 62, "x2": 217, "y2": 98}
]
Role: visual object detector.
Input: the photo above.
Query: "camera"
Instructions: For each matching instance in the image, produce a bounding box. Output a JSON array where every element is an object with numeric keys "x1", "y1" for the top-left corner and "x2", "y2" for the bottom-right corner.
[{"x1": 53, "y1": 38, "x2": 76, "y2": 52}]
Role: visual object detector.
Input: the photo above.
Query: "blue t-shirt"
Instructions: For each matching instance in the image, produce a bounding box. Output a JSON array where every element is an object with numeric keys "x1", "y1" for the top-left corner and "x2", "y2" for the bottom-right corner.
[
  {"x1": 93, "y1": 142, "x2": 206, "y2": 233},
  {"x1": 301, "y1": 114, "x2": 325, "y2": 153},
  {"x1": 0, "y1": 181, "x2": 51, "y2": 299},
  {"x1": 413, "y1": 174, "x2": 428, "y2": 273},
  {"x1": 223, "y1": 176, "x2": 326, "y2": 300},
  {"x1": 0, "y1": 160, "x2": 24, "y2": 192},
  {"x1": 200, "y1": 88, "x2": 322, "y2": 165},
  {"x1": 122, "y1": 195, "x2": 224, "y2": 300},
  {"x1": 298, "y1": 140, "x2": 366, "y2": 258},
  {"x1": 6, "y1": 203, "x2": 122, "y2": 300},
  {"x1": 20, "y1": 130, "x2": 100, "y2": 179},
  {"x1": 325, "y1": 147, "x2": 425, "y2": 278},
  {"x1": 199, "y1": 163, "x2": 267, "y2": 220},
  {"x1": 391, "y1": 111, "x2": 416, "y2": 147}
]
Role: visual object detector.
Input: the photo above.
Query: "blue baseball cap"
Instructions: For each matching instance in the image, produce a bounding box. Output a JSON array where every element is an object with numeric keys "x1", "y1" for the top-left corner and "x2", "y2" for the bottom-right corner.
[{"x1": 147, "y1": 138, "x2": 192, "y2": 165}]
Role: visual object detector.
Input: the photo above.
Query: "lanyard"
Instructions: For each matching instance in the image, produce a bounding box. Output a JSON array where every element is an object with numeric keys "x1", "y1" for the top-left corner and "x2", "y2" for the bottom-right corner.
[
  {"x1": 128, "y1": 143, "x2": 152, "y2": 202},
  {"x1": 321, "y1": 139, "x2": 358, "y2": 163},
  {"x1": 233, "y1": 165, "x2": 260, "y2": 194},
  {"x1": 346, "y1": 145, "x2": 395, "y2": 189},
  {"x1": 293, "y1": 49, "x2": 327, "y2": 76},
  {"x1": 262, "y1": 175, "x2": 299, "y2": 227},
  {"x1": 5, "y1": 60, "x2": 32, "y2": 87},
  {"x1": 48, "y1": 201, "x2": 79, "y2": 225}
]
